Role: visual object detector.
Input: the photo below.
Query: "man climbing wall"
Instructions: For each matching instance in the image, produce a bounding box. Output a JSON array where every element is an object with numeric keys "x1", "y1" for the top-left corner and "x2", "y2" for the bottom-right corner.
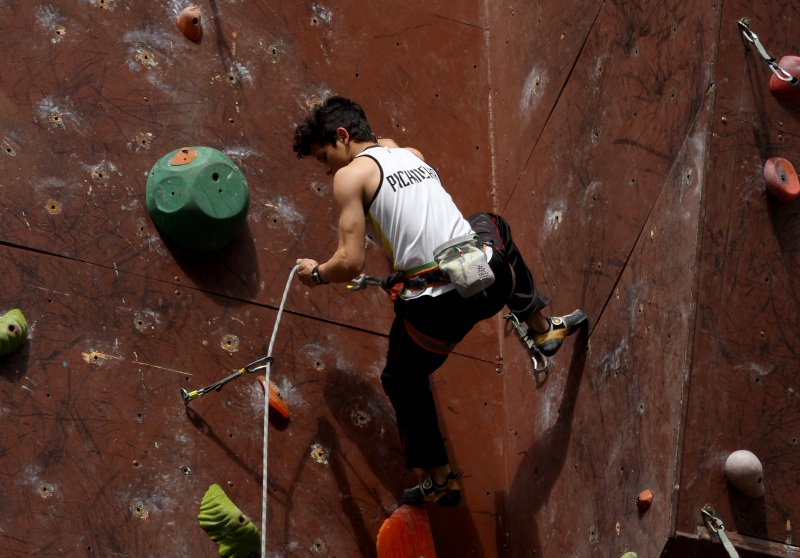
[{"x1": 292, "y1": 96, "x2": 587, "y2": 506}]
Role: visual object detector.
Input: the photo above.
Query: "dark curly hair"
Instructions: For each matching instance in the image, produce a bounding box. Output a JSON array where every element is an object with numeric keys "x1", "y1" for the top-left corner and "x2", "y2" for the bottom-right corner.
[{"x1": 293, "y1": 96, "x2": 375, "y2": 158}]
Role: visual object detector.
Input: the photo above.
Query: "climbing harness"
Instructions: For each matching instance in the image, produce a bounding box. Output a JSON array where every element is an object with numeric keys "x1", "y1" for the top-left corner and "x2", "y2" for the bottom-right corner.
[
  {"x1": 504, "y1": 313, "x2": 548, "y2": 372},
  {"x1": 180, "y1": 356, "x2": 274, "y2": 405},
  {"x1": 701, "y1": 505, "x2": 742, "y2": 558},
  {"x1": 347, "y1": 275, "x2": 548, "y2": 370},
  {"x1": 346, "y1": 270, "x2": 448, "y2": 292},
  {"x1": 738, "y1": 19, "x2": 799, "y2": 86}
]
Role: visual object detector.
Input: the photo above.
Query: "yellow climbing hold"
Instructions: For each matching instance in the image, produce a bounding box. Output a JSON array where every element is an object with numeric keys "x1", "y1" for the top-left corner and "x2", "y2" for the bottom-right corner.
[
  {"x1": 198, "y1": 484, "x2": 259, "y2": 558},
  {"x1": 0, "y1": 309, "x2": 28, "y2": 357}
]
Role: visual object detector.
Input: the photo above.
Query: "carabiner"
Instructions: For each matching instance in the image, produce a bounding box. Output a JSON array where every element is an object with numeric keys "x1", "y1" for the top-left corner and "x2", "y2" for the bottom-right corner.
[
  {"x1": 701, "y1": 504, "x2": 725, "y2": 533},
  {"x1": 738, "y1": 19, "x2": 799, "y2": 84}
]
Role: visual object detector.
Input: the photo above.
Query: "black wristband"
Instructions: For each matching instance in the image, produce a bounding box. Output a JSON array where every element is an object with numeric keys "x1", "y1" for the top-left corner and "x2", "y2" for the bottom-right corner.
[{"x1": 311, "y1": 265, "x2": 328, "y2": 285}]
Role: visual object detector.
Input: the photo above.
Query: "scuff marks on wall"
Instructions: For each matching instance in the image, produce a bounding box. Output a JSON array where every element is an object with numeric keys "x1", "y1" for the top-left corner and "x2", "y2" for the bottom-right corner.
[
  {"x1": 521, "y1": 65, "x2": 547, "y2": 113},
  {"x1": 36, "y1": 5, "x2": 67, "y2": 43},
  {"x1": 256, "y1": 196, "x2": 305, "y2": 236},
  {"x1": 133, "y1": 309, "x2": 160, "y2": 332},
  {"x1": 82, "y1": 349, "x2": 122, "y2": 364},
  {"x1": 542, "y1": 198, "x2": 567, "y2": 236},
  {"x1": 311, "y1": 4, "x2": 333, "y2": 26}
]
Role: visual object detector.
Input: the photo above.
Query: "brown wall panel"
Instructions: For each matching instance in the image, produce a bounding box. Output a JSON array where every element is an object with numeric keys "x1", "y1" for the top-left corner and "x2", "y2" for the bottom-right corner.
[
  {"x1": 495, "y1": 0, "x2": 716, "y2": 320},
  {"x1": 0, "y1": 0, "x2": 493, "y2": 352},
  {"x1": 489, "y1": 0, "x2": 603, "y2": 196},
  {"x1": 490, "y1": 0, "x2": 717, "y2": 555},
  {"x1": 0, "y1": 243, "x2": 511, "y2": 556},
  {"x1": 678, "y1": 0, "x2": 800, "y2": 547},
  {"x1": 502, "y1": 95, "x2": 709, "y2": 557}
]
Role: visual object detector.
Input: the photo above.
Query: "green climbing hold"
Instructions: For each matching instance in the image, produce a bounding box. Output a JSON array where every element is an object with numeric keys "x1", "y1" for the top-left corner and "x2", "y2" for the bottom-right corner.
[
  {"x1": 146, "y1": 146, "x2": 249, "y2": 252},
  {"x1": 198, "y1": 484, "x2": 259, "y2": 558},
  {"x1": 0, "y1": 309, "x2": 28, "y2": 356},
  {"x1": 620, "y1": 553, "x2": 638, "y2": 558}
]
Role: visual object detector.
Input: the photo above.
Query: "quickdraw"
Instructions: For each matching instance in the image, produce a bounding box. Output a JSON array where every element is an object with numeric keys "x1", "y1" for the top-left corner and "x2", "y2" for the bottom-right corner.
[
  {"x1": 504, "y1": 313, "x2": 548, "y2": 373},
  {"x1": 738, "y1": 19, "x2": 799, "y2": 85},
  {"x1": 701, "y1": 505, "x2": 742, "y2": 558},
  {"x1": 181, "y1": 356, "x2": 274, "y2": 405}
]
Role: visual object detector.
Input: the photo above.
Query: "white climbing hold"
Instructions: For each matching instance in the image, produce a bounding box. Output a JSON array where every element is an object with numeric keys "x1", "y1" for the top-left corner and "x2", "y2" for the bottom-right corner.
[{"x1": 724, "y1": 450, "x2": 764, "y2": 498}]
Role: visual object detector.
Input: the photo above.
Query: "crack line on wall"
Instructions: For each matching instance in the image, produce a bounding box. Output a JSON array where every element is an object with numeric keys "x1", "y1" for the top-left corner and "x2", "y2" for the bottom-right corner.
[{"x1": 501, "y1": 1, "x2": 607, "y2": 214}]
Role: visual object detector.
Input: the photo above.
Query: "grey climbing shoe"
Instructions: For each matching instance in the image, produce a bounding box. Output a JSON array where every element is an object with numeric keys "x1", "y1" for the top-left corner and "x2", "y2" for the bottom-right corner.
[{"x1": 530, "y1": 309, "x2": 587, "y2": 357}]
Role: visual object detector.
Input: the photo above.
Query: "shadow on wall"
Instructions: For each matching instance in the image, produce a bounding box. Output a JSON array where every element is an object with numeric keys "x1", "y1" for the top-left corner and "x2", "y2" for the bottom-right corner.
[
  {"x1": 500, "y1": 329, "x2": 589, "y2": 556},
  {"x1": 0, "y1": 342, "x2": 29, "y2": 384},
  {"x1": 167, "y1": 221, "x2": 261, "y2": 300},
  {"x1": 321, "y1": 365, "x2": 489, "y2": 557},
  {"x1": 320, "y1": 366, "x2": 405, "y2": 557}
]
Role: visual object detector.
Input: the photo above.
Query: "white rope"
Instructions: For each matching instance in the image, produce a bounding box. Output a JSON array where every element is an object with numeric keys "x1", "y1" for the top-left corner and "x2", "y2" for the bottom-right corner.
[{"x1": 261, "y1": 265, "x2": 299, "y2": 558}]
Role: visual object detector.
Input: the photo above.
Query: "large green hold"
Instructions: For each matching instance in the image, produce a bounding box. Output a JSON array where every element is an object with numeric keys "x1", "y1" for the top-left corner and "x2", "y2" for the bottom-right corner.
[
  {"x1": 198, "y1": 484, "x2": 259, "y2": 558},
  {"x1": 0, "y1": 309, "x2": 28, "y2": 356},
  {"x1": 146, "y1": 146, "x2": 249, "y2": 252}
]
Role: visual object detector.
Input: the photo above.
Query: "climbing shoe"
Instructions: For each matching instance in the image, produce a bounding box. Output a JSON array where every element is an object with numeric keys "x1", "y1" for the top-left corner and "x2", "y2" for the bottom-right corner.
[
  {"x1": 530, "y1": 309, "x2": 587, "y2": 357},
  {"x1": 402, "y1": 470, "x2": 463, "y2": 507}
]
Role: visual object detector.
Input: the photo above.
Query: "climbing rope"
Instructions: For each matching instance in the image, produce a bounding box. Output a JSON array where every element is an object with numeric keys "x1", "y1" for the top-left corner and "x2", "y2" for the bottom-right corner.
[{"x1": 261, "y1": 265, "x2": 299, "y2": 558}]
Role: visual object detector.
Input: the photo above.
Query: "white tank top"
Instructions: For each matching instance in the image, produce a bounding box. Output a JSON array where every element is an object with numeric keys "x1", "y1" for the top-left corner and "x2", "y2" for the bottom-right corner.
[{"x1": 356, "y1": 146, "x2": 473, "y2": 298}]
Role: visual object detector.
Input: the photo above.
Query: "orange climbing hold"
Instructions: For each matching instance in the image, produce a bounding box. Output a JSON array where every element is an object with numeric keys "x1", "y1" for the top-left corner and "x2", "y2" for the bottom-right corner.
[
  {"x1": 637, "y1": 489, "x2": 653, "y2": 513},
  {"x1": 257, "y1": 376, "x2": 290, "y2": 419},
  {"x1": 376, "y1": 505, "x2": 437, "y2": 558},
  {"x1": 764, "y1": 157, "x2": 800, "y2": 203},
  {"x1": 176, "y1": 6, "x2": 202, "y2": 41},
  {"x1": 170, "y1": 147, "x2": 199, "y2": 166},
  {"x1": 769, "y1": 56, "x2": 800, "y2": 105}
]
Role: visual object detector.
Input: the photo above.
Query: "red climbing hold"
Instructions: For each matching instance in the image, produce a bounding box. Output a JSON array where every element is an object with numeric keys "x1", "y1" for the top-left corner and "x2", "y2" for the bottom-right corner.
[
  {"x1": 176, "y1": 6, "x2": 202, "y2": 41},
  {"x1": 258, "y1": 376, "x2": 290, "y2": 419},
  {"x1": 764, "y1": 157, "x2": 800, "y2": 203},
  {"x1": 769, "y1": 56, "x2": 800, "y2": 105},
  {"x1": 636, "y1": 489, "x2": 653, "y2": 513},
  {"x1": 376, "y1": 505, "x2": 437, "y2": 558}
]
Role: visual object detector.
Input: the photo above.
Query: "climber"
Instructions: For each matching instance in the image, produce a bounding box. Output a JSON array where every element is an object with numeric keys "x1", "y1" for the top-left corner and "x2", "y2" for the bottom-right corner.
[{"x1": 293, "y1": 95, "x2": 587, "y2": 507}]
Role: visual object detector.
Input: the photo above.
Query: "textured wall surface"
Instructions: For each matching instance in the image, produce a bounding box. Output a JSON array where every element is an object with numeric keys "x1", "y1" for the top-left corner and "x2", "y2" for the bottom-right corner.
[{"x1": 1, "y1": 0, "x2": 799, "y2": 557}]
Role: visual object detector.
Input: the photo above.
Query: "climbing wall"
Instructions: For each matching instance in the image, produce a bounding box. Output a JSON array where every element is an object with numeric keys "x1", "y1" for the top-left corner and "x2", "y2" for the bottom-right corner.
[
  {"x1": 489, "y1": 0, "x2": 800, "y2": 556},
  {"x1": 0, "y1": 1, "x2": 500, "y2": 556},
  {"x1": 677, "y1": 0, "x2": 800, "y2": 553},
  {"x1": 490, "y1": 0, "x2": 717, "y2": 555},
  {"x1": 1, "y1": 1, "x2": 799, "y2": 558}
]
